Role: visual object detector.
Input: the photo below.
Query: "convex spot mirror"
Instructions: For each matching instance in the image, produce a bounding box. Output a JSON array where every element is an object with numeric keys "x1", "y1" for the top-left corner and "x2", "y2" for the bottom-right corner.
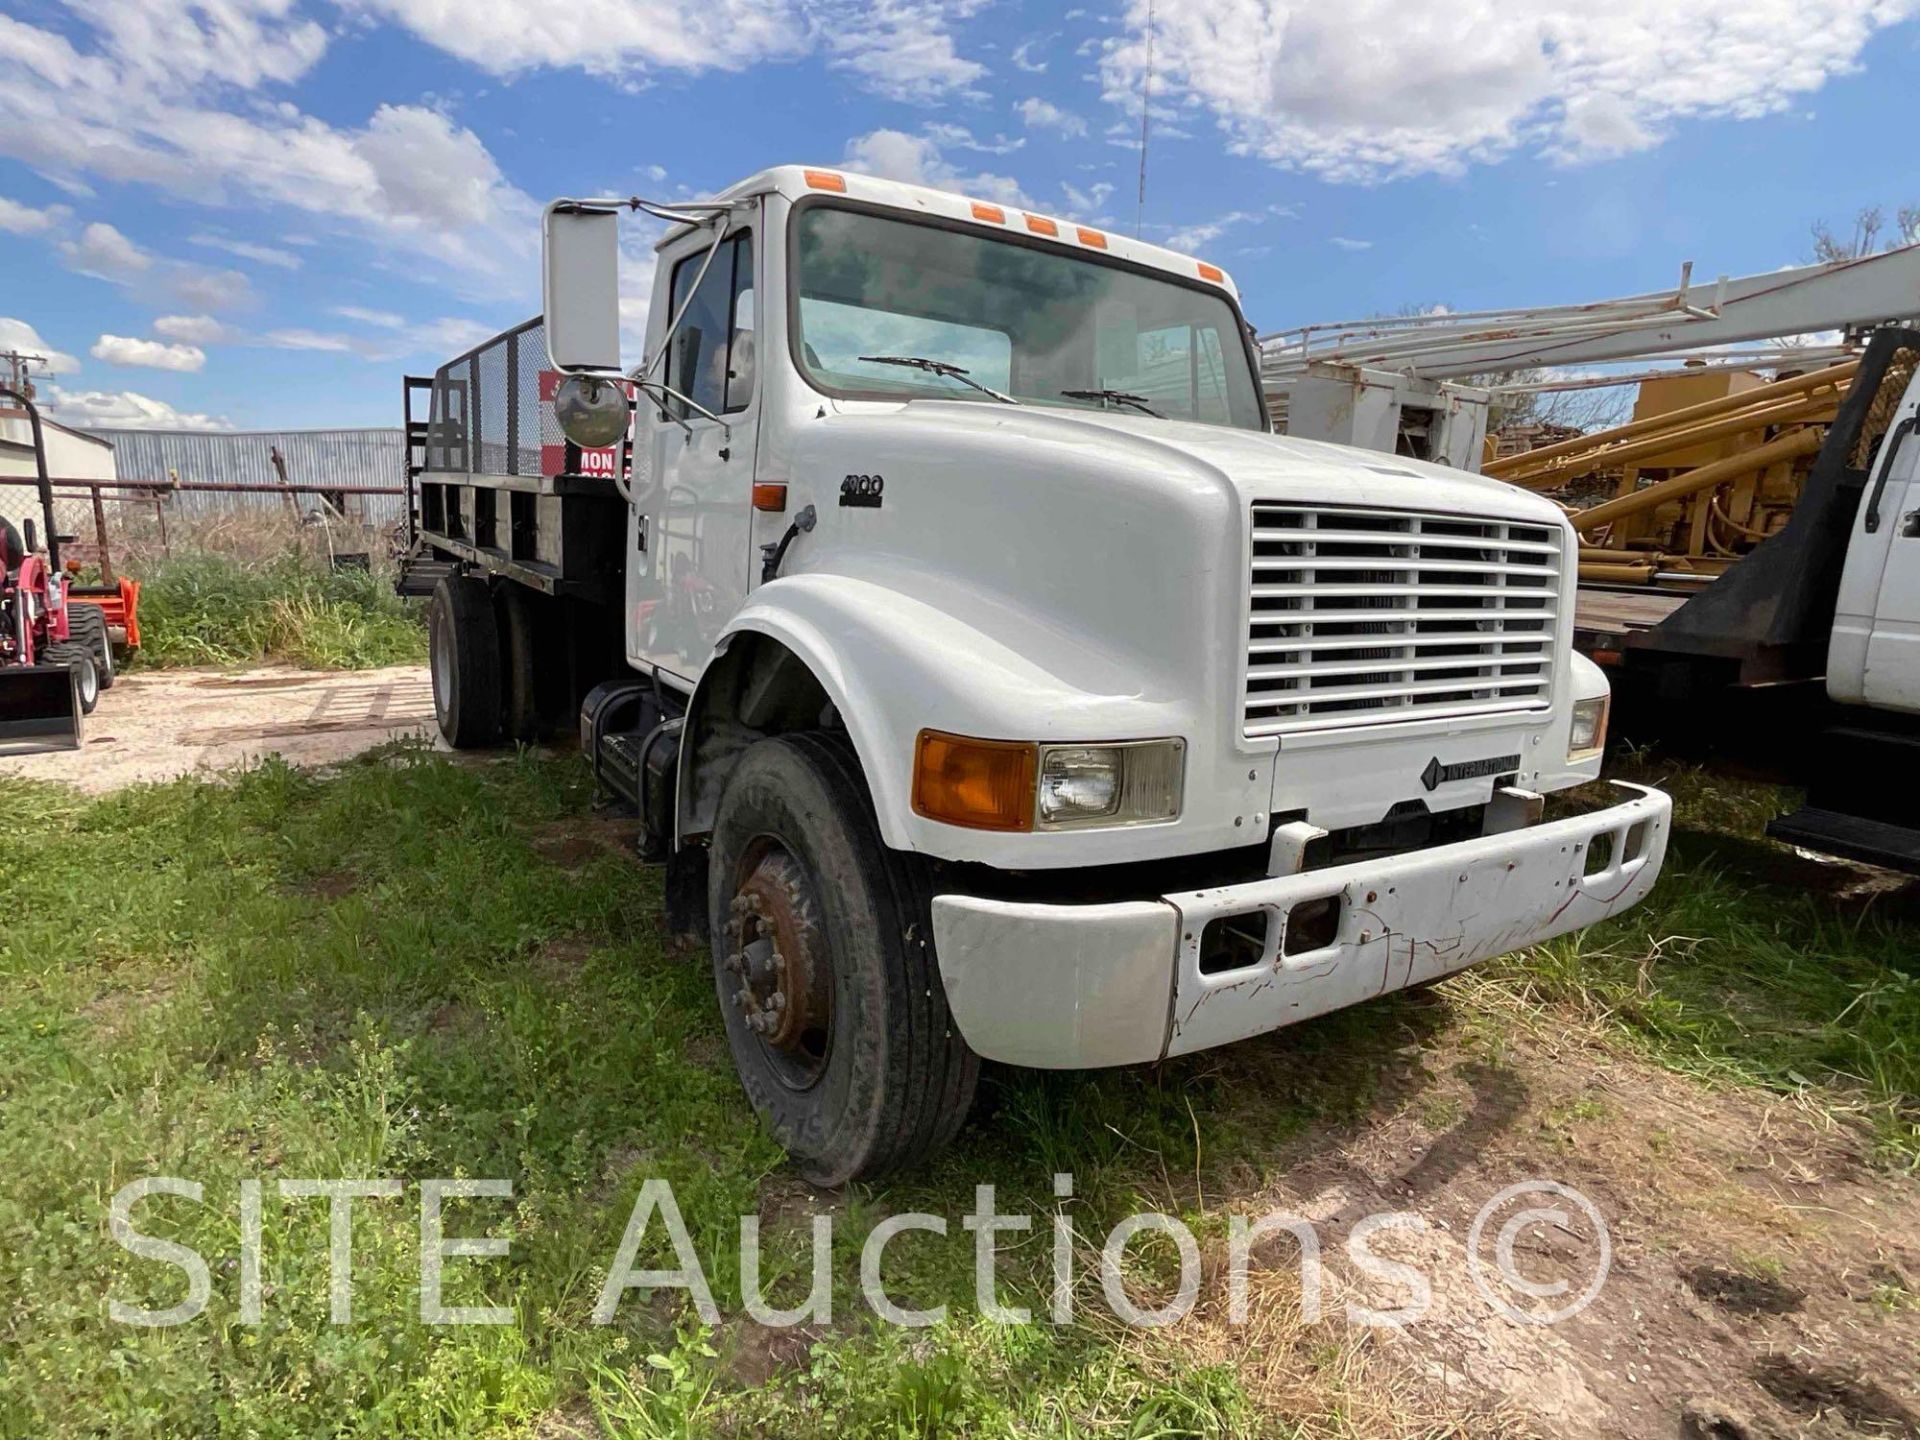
[
  {"x1": 543, "y1": 201, "x2": 623, "y2": 375},
  {"x1": 553, "y1": 374, "x2": 632, "y2": 450}
]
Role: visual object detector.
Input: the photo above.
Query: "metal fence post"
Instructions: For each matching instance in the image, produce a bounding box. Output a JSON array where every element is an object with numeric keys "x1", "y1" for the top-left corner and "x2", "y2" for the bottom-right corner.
[{"x1": 91, "y1": 482, "x2": 115, "y2": 582}]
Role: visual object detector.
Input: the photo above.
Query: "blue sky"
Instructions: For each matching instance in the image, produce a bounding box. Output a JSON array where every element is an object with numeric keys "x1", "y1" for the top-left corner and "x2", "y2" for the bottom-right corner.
[{"x1": 2, "y1": 0, "x2": 1916, "y2": 433}]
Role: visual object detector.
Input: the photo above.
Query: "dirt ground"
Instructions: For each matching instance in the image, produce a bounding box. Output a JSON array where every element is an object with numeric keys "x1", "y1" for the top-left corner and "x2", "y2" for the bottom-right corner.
[
  {"x1": 7, "y1": 664, "x2": 1916, "y2": 1437},
  {"x1": 0, "y1": 663, "x2": 437, "y2": 791},
  {"x1": 1187, "y1": 1017, "x2": 1920, "y2": 1438}
]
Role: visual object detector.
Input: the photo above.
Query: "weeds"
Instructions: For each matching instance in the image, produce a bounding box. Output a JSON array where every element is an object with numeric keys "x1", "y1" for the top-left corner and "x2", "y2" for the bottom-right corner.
[
  {"x1": 1474, "y1": 755, "x2": 1920, "y2": 1168},
  {"x1": 131, "y1": 550, "x2": 424, "y2": 670}
]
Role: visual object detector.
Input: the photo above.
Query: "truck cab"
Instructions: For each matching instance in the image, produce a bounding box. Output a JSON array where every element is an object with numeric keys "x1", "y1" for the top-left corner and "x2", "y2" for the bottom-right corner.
[
  {"x1": 1768, "y1": 351, "x2": 1920, "y2": 870},
  {"x1": 405, "y1": 165, "x2": 1670, "y2": 1183}
]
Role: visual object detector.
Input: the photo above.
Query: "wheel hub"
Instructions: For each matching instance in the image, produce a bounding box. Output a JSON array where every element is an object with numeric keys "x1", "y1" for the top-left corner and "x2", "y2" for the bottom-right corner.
[{"x1": 723, "y1": 847, "x2": 830, "y2": 1076}]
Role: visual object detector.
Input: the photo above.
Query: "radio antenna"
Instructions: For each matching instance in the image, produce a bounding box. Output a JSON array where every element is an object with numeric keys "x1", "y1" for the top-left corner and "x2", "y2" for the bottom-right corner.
[{"x1": 1135, "y1": 0, "x2": 1154, "y2": 237}]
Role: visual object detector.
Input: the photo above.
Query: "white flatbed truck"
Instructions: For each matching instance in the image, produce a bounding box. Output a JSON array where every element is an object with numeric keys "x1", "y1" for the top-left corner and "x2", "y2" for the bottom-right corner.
[{"x1": 398, "y1": 165, "x2": 1671, "y2": 1182}]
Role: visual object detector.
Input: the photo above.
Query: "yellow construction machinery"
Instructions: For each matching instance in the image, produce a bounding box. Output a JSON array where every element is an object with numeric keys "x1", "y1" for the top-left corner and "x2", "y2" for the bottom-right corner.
[{"x1": 1482, "y1": 359, "x2": 1891, "y2": 587}]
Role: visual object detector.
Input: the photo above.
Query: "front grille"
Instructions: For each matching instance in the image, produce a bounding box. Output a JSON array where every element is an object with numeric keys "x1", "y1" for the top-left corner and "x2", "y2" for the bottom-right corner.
[{"x1": 1242, "y1": 504, "x2": 1562, "y2": 738}]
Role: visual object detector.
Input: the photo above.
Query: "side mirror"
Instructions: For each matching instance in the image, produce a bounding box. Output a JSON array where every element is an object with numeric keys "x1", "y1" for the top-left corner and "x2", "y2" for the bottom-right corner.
[
  {"x1": 552, "y1": 374, "x2": 632, "y2": 449},
  {"x1": 23, "y1": 518, "x2": 37, "y2": 553},
  {"x1": 542, "y1": 201, "x2": 623, "y2": 375}
]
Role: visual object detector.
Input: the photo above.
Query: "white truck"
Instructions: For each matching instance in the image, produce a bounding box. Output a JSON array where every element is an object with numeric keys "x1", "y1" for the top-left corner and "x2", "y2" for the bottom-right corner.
[{"x1": 398, "y1": 165, "x2": 1670, "y2": 1183}]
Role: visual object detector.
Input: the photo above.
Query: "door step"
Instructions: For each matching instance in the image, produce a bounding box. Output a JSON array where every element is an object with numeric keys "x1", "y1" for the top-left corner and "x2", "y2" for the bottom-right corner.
[{"x1": 1768, "y1": 805, "x2": 1920, "y2": 875}]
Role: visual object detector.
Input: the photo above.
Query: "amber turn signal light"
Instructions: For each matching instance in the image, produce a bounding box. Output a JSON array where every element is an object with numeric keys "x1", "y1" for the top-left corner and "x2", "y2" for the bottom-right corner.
[
  {"x1": 752, "y1": 482, "x2": 788, "y2": 512},
  {"x1": 912, "y1": 730, "x2": 1036, "y2": 832}
]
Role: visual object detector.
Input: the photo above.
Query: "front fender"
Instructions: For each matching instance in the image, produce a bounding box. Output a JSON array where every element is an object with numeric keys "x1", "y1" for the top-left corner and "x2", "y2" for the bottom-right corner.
[{"x1": 696, "y1": 572, "x2": 1240, "y2": 866}]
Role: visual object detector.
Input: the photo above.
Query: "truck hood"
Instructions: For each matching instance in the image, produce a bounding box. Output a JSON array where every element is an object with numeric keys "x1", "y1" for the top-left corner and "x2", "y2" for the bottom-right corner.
[{"x1": 889, "y1": 399, "x2": 1562, "y2": 524}]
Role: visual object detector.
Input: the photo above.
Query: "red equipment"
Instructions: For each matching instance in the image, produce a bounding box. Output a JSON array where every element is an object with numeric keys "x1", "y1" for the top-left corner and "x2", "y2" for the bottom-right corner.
[{"x1": 1, "y1": 384, "x2": 117, "y2": 753}]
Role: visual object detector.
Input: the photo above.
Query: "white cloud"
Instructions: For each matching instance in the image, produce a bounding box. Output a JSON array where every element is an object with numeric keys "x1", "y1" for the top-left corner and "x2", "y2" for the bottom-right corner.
[
  {"x1": 334, "y1": 306, "x2": 406, "y2": 329},
  {"x1": 90, "y1": 334, "x2": 207, "y2": 372},
  {"x1": 51, "y1": 221, "x2": 256, "y2": 312},
  {"x1": 353, "y1": 104, "x2": 511, "y2": 230},
  {"x1": 826, "y1": 0, "x2": 989, "y2": 103},
  {"x1": 358, "y1": 0, "x2": 990, "y2": 105},
  {"x1": 42, "y1": 385, "x2": 230, "y2": 431},
  {"x1": 0, "y1": 8, "x2": 539, "y2": 295},
  {"x1": 1017, "y1": 97, "x2": 1088, "y2": 137},
  {"x1": 190, "y1": 233, "x2": 302, "y2": 269},
  {"x1": 1099, "y1": 0, "x2": 1920, "y2": 182},
  {"x1": 921, "y1": 123, "x2": 1024, "y2": 156},
  {"x1": 263, "y1": 328, "x2": 356, "y2": 353},
  {"x1": 257, "y1": 317, "x2": 504, "y2": 363},
  {"x1": 1060, "y1": 180, "x2": 1115, "y2": 219},
  {"x1": 842, "y1": 129, "x2": 1029, "y2": 207},
  {"x1": 58, "y1": 222, "x2": 151, "y2": 281},
  {"x1": 1329, "y1": 236, "x2": 1374, "y2": 251},
  {"x1": 168, "y1": 267, "x2": 255, "y2": 312},
  {"x1": 1165, "y1": 209, "x2": 1262, "y2": 251},
  {"x1": 0, "y1": 317, "x2": 80, "y2": 375},
  {"x1": 0, "y1": 194, "x2": 69, "y2": 234},
  {"x1": 411, "y1": 316, "x2": 499, "y2": 355},
  {"x1": 349, "y1": 0, "x2": 807, "y2": 79},
  {"x1": 1011, "y1": 37, "x2": 1052, "y2": 72},
  {"x1": 154, "y1": 314, "x2": 238, "y2": 345}
]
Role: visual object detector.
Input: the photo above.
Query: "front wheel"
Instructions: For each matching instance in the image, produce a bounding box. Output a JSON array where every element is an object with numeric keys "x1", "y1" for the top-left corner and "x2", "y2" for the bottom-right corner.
[
  {"x1": 43, "y1": 642, "x2": 99, "y2": 714},
  {"x1": 708, "y1": 733, "x2": 979, "y2": 1184},
  {"x1": 69, "y1": 604, "x2": 114, "y2": 690}
]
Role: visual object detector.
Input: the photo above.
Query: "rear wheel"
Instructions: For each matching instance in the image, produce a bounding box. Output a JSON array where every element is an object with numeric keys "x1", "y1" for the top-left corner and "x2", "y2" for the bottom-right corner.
[
  {"x1": 44, "y1": 642, "x2": 99, "y2": 715},
  {"x1": 428, "y1": 574, "x2": 502, "y2": 748},
  {"x1": 708, "y1": 733, "x2": 979, "y2": 1185},
  {"x1": 496, "y1": 586, "x2": 568, "y2": 742},
  {"x1": 69, "y1": 604, "x2": 114, "y2": 690}
]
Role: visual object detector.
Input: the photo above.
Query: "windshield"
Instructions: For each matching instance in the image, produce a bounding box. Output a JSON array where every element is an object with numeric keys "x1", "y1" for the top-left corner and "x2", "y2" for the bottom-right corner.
[{"x1": 791, "y1": 204, "x2": 1267, "y2": 430}]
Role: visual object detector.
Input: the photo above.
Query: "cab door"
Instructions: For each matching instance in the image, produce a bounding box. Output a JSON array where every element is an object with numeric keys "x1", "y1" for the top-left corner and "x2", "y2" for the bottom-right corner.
[
  {"x1": 629, "y1": 224, "x2": 760, "y2": 683},
  {"x1": 1828, "y1": 364, "x2": 1920, "y2": 714}
]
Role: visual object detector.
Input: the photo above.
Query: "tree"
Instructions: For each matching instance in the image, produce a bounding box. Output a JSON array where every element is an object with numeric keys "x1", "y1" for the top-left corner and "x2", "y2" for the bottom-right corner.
[{"x1": 1811, "y1": 204, "x2": 1920, "y2": 263}]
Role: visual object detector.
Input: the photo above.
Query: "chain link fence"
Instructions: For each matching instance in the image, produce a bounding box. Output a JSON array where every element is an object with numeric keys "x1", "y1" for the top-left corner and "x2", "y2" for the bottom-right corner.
[{"x1": 0, "y1": 427, "x2": 411, "y2": 584}]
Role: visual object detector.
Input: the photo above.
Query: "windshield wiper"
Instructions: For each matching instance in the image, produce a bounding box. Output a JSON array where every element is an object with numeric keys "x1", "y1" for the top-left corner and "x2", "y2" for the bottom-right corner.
[
  {"x1": 1060, "y1": 388, "x2": 1160, "y2": 417},
  {"x1": 857, "y1": 355, "x2": 1018, "y2": 405}
]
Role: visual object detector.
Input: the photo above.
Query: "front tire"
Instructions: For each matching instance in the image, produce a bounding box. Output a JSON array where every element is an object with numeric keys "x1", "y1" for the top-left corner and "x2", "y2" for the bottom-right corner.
[
  {"x1": 708, "y1": 734, "x2": 979, "y2": 1184},
  {"x1": 69, "y1": 604, "x2": 114, "y2": 690},
  {"x1": 428, "y1": 574, "x2": 502, "y2": 749},
  {"x1": 44, "y1": 642, "x2": 99, "y2": 714}
]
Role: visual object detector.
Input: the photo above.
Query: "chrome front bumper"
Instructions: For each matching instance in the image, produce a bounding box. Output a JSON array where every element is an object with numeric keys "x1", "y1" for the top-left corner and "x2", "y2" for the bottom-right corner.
[{"x1": 930, "y1": 782, "x2": 1671, "y2": 1069}]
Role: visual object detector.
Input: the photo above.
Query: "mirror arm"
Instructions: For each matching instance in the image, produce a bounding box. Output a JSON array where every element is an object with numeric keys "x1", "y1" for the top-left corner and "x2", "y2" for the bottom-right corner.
[{"x1": 629, "y1": 377, "x2": 731, "y2": 446}]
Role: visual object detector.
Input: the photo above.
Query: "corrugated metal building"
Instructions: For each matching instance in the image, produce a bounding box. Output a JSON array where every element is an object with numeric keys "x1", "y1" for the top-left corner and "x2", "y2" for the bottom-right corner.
[{"x1": 84, "y1": 427, "x2": 408, "y2": 525}]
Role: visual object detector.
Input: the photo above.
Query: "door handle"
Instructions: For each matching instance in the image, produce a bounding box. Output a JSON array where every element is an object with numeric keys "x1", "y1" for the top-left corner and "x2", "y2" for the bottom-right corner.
[{"x1": 1902, "y1": 510, "x2": 1920, "y2": 539}]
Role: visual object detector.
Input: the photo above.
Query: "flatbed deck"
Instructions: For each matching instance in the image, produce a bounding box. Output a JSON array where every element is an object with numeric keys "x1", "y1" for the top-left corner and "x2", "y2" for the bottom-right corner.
[{"x1": 1572, "y1": 586, "x2": 1691, "y2": 652}]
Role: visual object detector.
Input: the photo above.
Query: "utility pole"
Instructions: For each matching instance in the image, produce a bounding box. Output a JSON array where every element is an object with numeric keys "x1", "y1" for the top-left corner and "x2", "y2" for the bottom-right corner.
[{"x1": 0, "y1": 349, "x2": 47, "y2": 402}]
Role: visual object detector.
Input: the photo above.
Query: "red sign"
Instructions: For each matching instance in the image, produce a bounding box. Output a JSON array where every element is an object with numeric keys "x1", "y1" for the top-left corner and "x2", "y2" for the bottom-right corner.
[{"x1": 538, "y1": 369, "x2": 630, "y2": 479}]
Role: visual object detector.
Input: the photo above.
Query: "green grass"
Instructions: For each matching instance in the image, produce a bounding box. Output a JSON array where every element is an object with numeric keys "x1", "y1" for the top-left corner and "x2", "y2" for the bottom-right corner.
[
  {"x1": 1477, "y1": 754, "x2": 1920, "y2": 1167},
  {"x1": 0, "y1": 750, "x2": 1338, "y2": 1438},
  {"x1": 1, "y1": 745, "x2": 1913, "y2": 1436},
  {"x1": 129, "y1": 551, "x2": 425, "y2": 670}
]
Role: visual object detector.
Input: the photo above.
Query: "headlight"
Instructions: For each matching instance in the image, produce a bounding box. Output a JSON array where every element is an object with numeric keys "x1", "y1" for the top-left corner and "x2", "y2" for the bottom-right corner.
[
  {"x1": 1037, "y1": 739, "x2": 1184, "y2": 829},
  {"x1": 1568, "y1": 695, "x2": 1609, "y2": 761},
  {"x1": 913, "y1": 731, "x2": 1184, "y2": 831}
]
